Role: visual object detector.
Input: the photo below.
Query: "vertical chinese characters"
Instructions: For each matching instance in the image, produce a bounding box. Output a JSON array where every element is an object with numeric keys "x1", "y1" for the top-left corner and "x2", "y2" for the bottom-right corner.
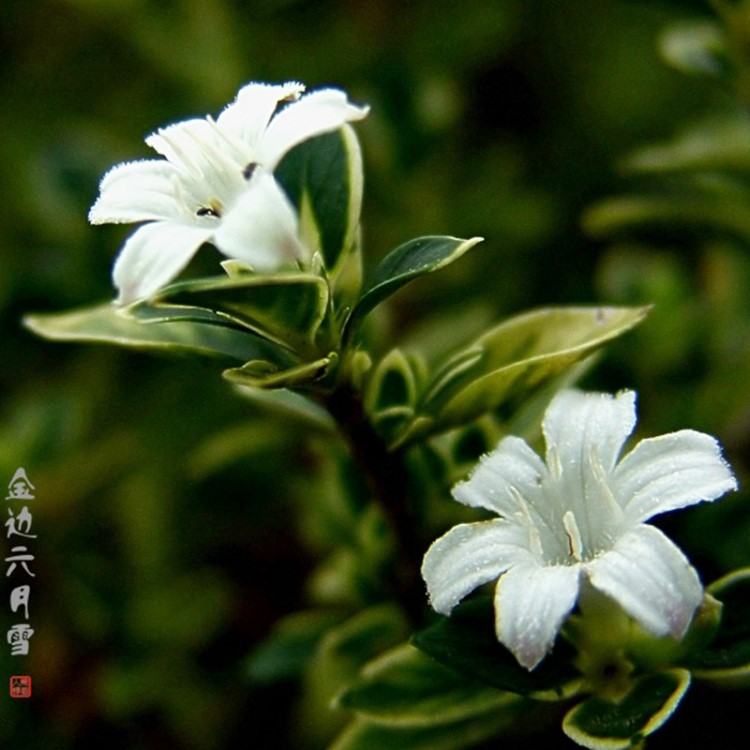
[{"x1": 4, "y1": 468, "x2": 37, "y2": 663}]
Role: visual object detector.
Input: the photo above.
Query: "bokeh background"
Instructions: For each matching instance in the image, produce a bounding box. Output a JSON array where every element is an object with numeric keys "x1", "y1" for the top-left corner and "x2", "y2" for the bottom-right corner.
[{"x1": 1, "y1": 0, "x2": 749, "y2": 747}]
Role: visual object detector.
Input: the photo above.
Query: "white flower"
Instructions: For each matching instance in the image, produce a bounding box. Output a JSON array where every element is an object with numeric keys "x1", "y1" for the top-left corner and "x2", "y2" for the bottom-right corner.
[
  {"x1": 89, "y1": 81, "x2": 369, "y2": 305},
  {"x1": 421, "y1": 389, "x2": 737, "y2": 671}
]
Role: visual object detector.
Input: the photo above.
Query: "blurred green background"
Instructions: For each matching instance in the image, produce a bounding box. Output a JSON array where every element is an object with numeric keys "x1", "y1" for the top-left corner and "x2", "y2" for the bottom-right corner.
[{"x1": 1, "y1": 0, "x2": 749, "y2": 747}]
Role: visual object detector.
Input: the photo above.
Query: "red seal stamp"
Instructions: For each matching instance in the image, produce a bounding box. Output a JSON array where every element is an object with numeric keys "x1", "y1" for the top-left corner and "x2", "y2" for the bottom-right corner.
[{"x1": 9, "y1": 675, "x2": 31, "y2": 698}]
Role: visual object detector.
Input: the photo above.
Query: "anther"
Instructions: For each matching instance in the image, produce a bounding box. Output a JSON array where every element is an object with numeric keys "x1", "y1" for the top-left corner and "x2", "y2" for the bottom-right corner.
[{"x1": 243, "y1": 162, "x2": 258, "y2": 181}]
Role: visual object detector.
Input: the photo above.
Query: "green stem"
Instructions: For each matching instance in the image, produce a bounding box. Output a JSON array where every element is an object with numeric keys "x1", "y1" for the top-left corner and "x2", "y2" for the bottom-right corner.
[{"x1": 324, "y1": 382, "x2": 424, "y2": 620}]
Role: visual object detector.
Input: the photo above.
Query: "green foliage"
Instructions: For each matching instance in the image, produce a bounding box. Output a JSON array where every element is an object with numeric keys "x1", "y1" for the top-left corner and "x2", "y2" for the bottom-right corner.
[
  {"x1": 660, "y1": 19, "x2": 734, "y2": 81},
  {"x1": 335, "y1": 640, "x2": 519, "y2": 722},
  {"x1": 276, "y1": 127, "x2": 364, "y2": 285},
  {"x1": 145, "y1": 273, "x2": 332, "y2": 354},
  {"x1": 332, "y1": 646, "x2": 523, "y2": 750},
  {"x1": 344, "y1": 235, "x2": 483, "y2": 342},
  {"x1": 23, "y1": 302, "x2": 278, "y2": 363},
  {"x1": 362, "y1": 348, "x2": 422, "y2": 440},
  {"x1": 294, "y1": 605, "x2": 410, "y2": 745},
  {"x1": 6, "y1": 0, "x2": 750, "y2": 748},
  {"x1": 684, "y1": 568, "x2": 750, "y2": 682},
  {"x1": 223, "y1": 352, "x2": 339, "y2": 390},
  {"x1": 245, "y1": 610, "x2": 347, "y2": 684},
  {"x1": 412, "y1": 598, "x2": 581, "y2": 699},
  {"x1": 562, "y1": 670, "x2": 691, "y2": 750},
  {"x1": 393, "y1": 306, "x2": 649, "y2": 446},
  {"x1": 329, "y1": 709, "x2": 518, "y2": 750}
]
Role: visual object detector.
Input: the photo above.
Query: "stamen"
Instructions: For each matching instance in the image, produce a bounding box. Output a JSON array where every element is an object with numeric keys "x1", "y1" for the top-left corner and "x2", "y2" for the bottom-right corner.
[
  {"x1": 270, "y1": 84, "x2": 305, "y2": 118},
  {"x1": 278, "y1": 91, "x2": 300, "y2": 105},
  {"x1": 563, "y1": 510, "x2": 584, "y2": 562},
  {"x1": 510, "y1": 487, "x2": 533, "y2": 525},
  {"x1": 243, "y1": 162, "x2": 258, "y2": 181},
  {"x1": 196, "y1": 200, "x2": 222, "y2": 218},
  {"x1": 547, "y1": 445, "x2": 563, "y2": 480},
  {"x1": 511, "y1": 488, "x2": 544, "y2": 558},
  {"x1": 528, "y1": 525, "x2": 544, "y2": 558},
  {"x1": 587, "y1": 448, "x2": 623, "y2": 523}
]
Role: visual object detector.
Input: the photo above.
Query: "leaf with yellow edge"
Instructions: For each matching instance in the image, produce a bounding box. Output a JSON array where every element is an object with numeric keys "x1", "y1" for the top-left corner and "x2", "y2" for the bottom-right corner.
[
  {"x1": 23, "y1": 302, "x2": 286, "y2": 364},
  {"x1": 562, "y1": 669, "x2": 690, "y2": 750},
  {"x1": 395, "y1": 306, "x2": 649, "y2": 446}
]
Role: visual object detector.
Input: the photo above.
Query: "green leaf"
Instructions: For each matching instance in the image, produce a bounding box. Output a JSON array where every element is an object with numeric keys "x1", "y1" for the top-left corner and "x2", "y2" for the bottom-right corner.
[
  {"x1": 684, "y1": 568, "x2": 750, "y2": 683},
  {"x1": 448, "y1": 420, "x2": 501, "y2": 469},
  {"x1": 659, "y1": 21, "x2": 733, "y2": 81},
  {"x1": 275, "y1": 126, "x2": 363, "y2": 281},
  {"x1": 222, "y1": 351, "x2": 338, "y2": 389},
  {"x1": 330, "y1": 710, "x2": 518, "y2": 750},
  {"x1": 583, "y1": 188, "x2": 750, "y2": 244},
  {"x1": 345, "y1": 235, "x2": 483, "y2": 341},
  {"x1": 626, "y1": 592, "x2": 722, "y2": 672},
  {"x1": 320, "y1": 604, "x2": 409, "y2": 665},
  {"x1": 363, "y1": 349, "x2": 425, "y2": 441},
  {"x1": 397, "y1": 306, "x2": 649, "y2": 445},
  {"x1": 23, "y1": 302, "x2": 285, "y2": 363},
  {"x1": 412, "y1": 597, "x2": 581, "y2": 699},
  {"x1": 336, "y1": 643, "x2": 515, "y2": 727},
  {"x1": 293, "y1": 604, "x2": 411, "y2": 743},
  {"x1": 562, "y1": 669, "x2": 691, "y2": 750},
  {"x1": 230, "y1": 387, "x2": 336, "y2": 431},
  {"x1": 147, "y1": 272, "x2": 330, "y2": 355},
  {"x1": 621, "y1": 117, "x2": 750, "y2": 175},
  {"x1": 128, "y1": 300, "x2": 249, "y2": 329},
  {"x1": 308, "y1": 549, "x2": 368, "y2": 607},
  {"x1": 583, "y1": 116, "x2": 750, "y2": 244},
  {"x1": 365, "y1": 349, "x2": 420, "y2": 413},
  {"x1": 244, "y1": 609, "x2": 346, "y2": 684}
]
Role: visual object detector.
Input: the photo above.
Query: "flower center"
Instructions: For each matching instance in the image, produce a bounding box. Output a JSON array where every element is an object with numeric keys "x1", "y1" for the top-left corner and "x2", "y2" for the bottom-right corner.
[{"x1": 196, "y1": 199, "x2": 223, "y2": 219}]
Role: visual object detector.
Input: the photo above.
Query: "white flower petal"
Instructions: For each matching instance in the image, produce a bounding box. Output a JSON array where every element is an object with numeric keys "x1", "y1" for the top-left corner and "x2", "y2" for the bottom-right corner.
[
  {"x1": 453, "y1": 436, "x2": 547, "y2": 517},
  {"x1": 214, "y1": 170, "x2": 305, "y2": 270},
  {"x1": 217, "y1": 81, "x2": 305, "y2": 147},
  {"x1": 543, "y1": 390, "x2": 637, "y2": 475},
  {"x1": 146, "y1": 118, "x2": 218, "y2": 175},
  {"x1": 112, "y1": 222, "x2": 213, "y2": 305},
  {"x1": 146, "y1": 119, "x2": 248, "y2": 201},
  {"x1": 421, "y1": 520, "x2": 533, "y2": 616},
  {"x1": 614, "y1": 429, "x2": 737, "y2": 523},
  {"x1": 495, "y1": 562, "x2": 581, "y2": 670},
  {"x1": 586, "y1": 524, "x2": 702, "y2": 639},
  {"x1": 89, "y1": 160, "x2": 187, "y2": 224},
  {"x1": 259, "y1": 88, "x2": 369, "y2": 169}
]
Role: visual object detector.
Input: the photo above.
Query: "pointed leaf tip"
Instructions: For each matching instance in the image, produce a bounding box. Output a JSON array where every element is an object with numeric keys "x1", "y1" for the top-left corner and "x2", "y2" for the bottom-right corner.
[{"x1": 344, "y1": 235, "x2": 483, "y2": 341}]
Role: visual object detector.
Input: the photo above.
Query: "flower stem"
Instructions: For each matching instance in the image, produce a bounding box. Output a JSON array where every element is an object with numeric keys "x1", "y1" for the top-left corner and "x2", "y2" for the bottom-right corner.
[{"x1": 324, "y1": 382, "x2": 424, "y2": 620}]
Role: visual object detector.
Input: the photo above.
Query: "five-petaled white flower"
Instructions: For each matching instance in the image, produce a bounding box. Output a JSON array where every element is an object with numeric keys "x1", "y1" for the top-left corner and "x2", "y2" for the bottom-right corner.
[
  {"x1": 422, "y1": 389, "x2": 737, "y2": 670},
  {"x1": 89, "y1": 81, "x2": 369, "y2": 305}
]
